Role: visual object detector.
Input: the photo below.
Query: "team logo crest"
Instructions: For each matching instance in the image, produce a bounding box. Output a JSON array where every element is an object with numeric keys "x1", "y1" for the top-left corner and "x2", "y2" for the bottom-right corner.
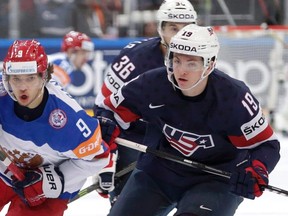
[
  {"x1": 49, "y1": 109, "x2": 67, "y2": 129},
  {"x1": 163, "y1": 124, "x2": 215, "y2": 156}
]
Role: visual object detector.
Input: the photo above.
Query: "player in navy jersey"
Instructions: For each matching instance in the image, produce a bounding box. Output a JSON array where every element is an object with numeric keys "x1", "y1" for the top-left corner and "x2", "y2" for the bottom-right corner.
[
  {"x1": 49, "y1": 31, "x2": 94, "y2": 89},
  {"x1": 92, "y1": 0, "x2": 198, "y2": 205},
  {"x1": 98, "y1": 24, "x2": 281, "y2": 215},
  {"x1": 0, "y1": 39, "x2": 117, "y2": 216}
]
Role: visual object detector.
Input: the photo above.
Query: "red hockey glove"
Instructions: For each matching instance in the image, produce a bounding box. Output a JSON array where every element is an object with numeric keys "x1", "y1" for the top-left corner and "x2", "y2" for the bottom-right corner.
[
  {"x1": 230, "y1": 160, "x2": 268, "y2": 200},
  {"x1": 96, "y1": 116, "x2": 120, "y2": 151},
  {"x1": 92, "y1": 150, "x2": 118, "y2": 198},
  {"x1": 12, "y1": 164, "x2": 64, "y2": 206}
]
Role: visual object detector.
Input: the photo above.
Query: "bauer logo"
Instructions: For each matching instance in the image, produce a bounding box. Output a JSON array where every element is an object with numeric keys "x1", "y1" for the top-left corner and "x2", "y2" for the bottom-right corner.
[{"x1": 241, "y1": 110, "x2": 268, "y2": 140}]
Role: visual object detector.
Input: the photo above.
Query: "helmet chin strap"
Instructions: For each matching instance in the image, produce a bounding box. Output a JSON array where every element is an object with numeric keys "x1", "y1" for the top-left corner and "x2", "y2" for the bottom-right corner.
[
  {"x1": 158, "y1": 27, "x2": 170, "y2": 51},
  {"x1": 160, "y1": 39, "x2": 169, "y2": 49},
  {"x1": 168, "y1": 66, "x2": 212, "y2": 92}
]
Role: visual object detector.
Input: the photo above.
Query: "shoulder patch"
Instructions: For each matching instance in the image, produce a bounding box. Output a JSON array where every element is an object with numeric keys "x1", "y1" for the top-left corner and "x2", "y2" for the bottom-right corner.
[{"x1": 49, "y1": 109, "x2": 67, "y2": 129}]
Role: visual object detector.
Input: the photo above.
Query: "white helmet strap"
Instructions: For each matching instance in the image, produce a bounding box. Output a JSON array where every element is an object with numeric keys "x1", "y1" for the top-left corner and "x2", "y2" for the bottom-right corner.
[{"x1": 167, "y1": 64, "x2": 214, "y2": 91}]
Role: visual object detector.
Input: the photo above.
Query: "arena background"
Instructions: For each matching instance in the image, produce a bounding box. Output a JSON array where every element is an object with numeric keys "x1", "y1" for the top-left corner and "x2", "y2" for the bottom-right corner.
[{"x1": 1, "y1": 28, "x2": 288, "y2": 118}]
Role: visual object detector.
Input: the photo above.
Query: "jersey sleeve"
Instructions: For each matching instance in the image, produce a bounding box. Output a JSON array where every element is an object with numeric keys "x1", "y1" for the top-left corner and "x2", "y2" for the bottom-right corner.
[
  {"x1": 52, "y1": 64, "x2": 71, "y2": 88},
  {"x1": 49, "y1": 53, "x2": 74, "y2": 88},
  {"x1": 98, "y1": 74, "x2": 144, "y2": 130},
  {"x1": 57, "y1": 110, "x2": 110, "y2": 197},
  {"x1": 59, "y1": 153, "x2": 109, "y2": 198},
  {"x1": 94, "y1": 49, "x2": 137, "y2": 120},
  {"x1": 227, "y1": 87, "x2": 280, "y2": 172},
  {"x1": 94, "y1": 38, "x2": 163, "y2": 114}
]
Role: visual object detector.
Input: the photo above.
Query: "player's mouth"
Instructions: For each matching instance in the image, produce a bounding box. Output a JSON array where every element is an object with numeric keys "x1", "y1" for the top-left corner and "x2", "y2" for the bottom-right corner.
[
  {"x1": 18, "y1": 94, "x2": 29, "y2": 103},
  {"x1": 177, "y1": 78, "x2": 188, "y2": 86}
]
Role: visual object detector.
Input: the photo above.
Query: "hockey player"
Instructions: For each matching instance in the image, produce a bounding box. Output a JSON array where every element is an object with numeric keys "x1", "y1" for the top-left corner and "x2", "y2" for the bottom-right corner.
[
  {"x1": 0, "y1": 39, "x2": 118, "y2": 215},
  {"x1": 93, "y1": 0, "x2": 198, "y2": 205},
  {"x1": 49, "y1": 30, "x2": 94, "y2": 89},
  {"x1": 98, "y1": 24, "x2": 281, "y2": 215}
]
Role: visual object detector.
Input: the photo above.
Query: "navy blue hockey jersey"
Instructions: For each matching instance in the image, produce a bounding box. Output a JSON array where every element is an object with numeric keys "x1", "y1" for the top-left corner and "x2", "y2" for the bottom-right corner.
[
  {"x1": 94, "y1": 37, "x2": 164, "y2": 142},
  {"x1": 100, "y1": 67, "x2": 280, "y2": 187},
  {"x1": 95, "y1": 37, "x2": 164, "y2": 106}
]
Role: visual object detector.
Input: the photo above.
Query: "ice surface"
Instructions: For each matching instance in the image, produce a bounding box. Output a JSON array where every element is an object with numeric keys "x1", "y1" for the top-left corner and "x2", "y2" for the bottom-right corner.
[{"x1": 1, "y1": 134, "x2": 287, "y2": 216}]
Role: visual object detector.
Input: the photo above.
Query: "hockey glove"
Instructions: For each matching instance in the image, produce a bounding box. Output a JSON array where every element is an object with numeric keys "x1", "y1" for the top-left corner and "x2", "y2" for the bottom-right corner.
[
  {"x1": 96, "y1": 116, "x2": 120, "y2": 151},
  {"x1": 93, "y1": 150, "x2": 118, "y2": 198},
  {"x1": 12, "y1": 164, "x2": 64, "y2": 206},
  {"x1": 230, "y1": 159, "x2": 268, "y2": 199}
]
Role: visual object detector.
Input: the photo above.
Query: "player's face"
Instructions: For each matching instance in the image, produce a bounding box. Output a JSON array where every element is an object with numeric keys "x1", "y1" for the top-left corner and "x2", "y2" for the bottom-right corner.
[
  {"x1": 70, "y1": 49, "x2": 91, "y2": 69},
  {"x1": 9, "y1": 74, "x2": 44, "y2": 108},
  {"x1": 161, "y1": 22, "x2": 189, "y2": 44},
  {"x1": 172, "y1": 53, "x2": 207, "y2": 95}
]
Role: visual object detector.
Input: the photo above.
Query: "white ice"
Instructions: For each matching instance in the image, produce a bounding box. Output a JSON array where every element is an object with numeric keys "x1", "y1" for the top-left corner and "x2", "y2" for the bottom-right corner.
[{"x1": 1, "y1": 133, "x2": 287, "y2": 216}]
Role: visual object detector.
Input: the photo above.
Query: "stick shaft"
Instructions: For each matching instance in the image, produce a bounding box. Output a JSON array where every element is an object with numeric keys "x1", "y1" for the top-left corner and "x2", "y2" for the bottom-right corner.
[
  {"x1": 69, "y1": 161, "x2": 137, "y2": 203},
  {"x1": 115, "y1": 138, "x2": 288, "y2": 197},
  {"x1": 116, "y1": 138, "x2": 231, "y2": 178}
]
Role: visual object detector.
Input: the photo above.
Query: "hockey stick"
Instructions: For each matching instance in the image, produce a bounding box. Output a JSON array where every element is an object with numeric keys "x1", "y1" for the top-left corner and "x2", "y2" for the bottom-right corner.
[
  {"x1": 69, "y1": 161, "x2": 137, "y2": 203},
  {"x1": 0, "y1": 148, "x2": 25, "y2": 181},
  {"x1": 115, "y1": 137, "x2": 288, "y2": 197}
]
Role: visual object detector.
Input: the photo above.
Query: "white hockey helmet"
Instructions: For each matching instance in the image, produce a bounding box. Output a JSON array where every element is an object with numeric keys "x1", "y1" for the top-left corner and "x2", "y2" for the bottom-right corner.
[
  {"x1": 167, "y1": 24, "x2": 219, "y2": 70},
  {"x1": 156, "y1": 0, "x2": 197, "y2": 38},
  {"x1": 167, "y1": 24, "x2": 220, "y2": 90},
  {"x1": 156, "y1": 0, "x2": 197, "y2": 24}
]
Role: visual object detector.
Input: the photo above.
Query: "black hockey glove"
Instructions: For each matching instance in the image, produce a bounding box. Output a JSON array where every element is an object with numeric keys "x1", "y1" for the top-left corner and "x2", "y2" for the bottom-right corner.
[
  {"x1": 12, "y1": 164, "x2": 64, "y2": 206},
  {"x1": 229, "y1": 159, "x2": 268, "y2": 199}
]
